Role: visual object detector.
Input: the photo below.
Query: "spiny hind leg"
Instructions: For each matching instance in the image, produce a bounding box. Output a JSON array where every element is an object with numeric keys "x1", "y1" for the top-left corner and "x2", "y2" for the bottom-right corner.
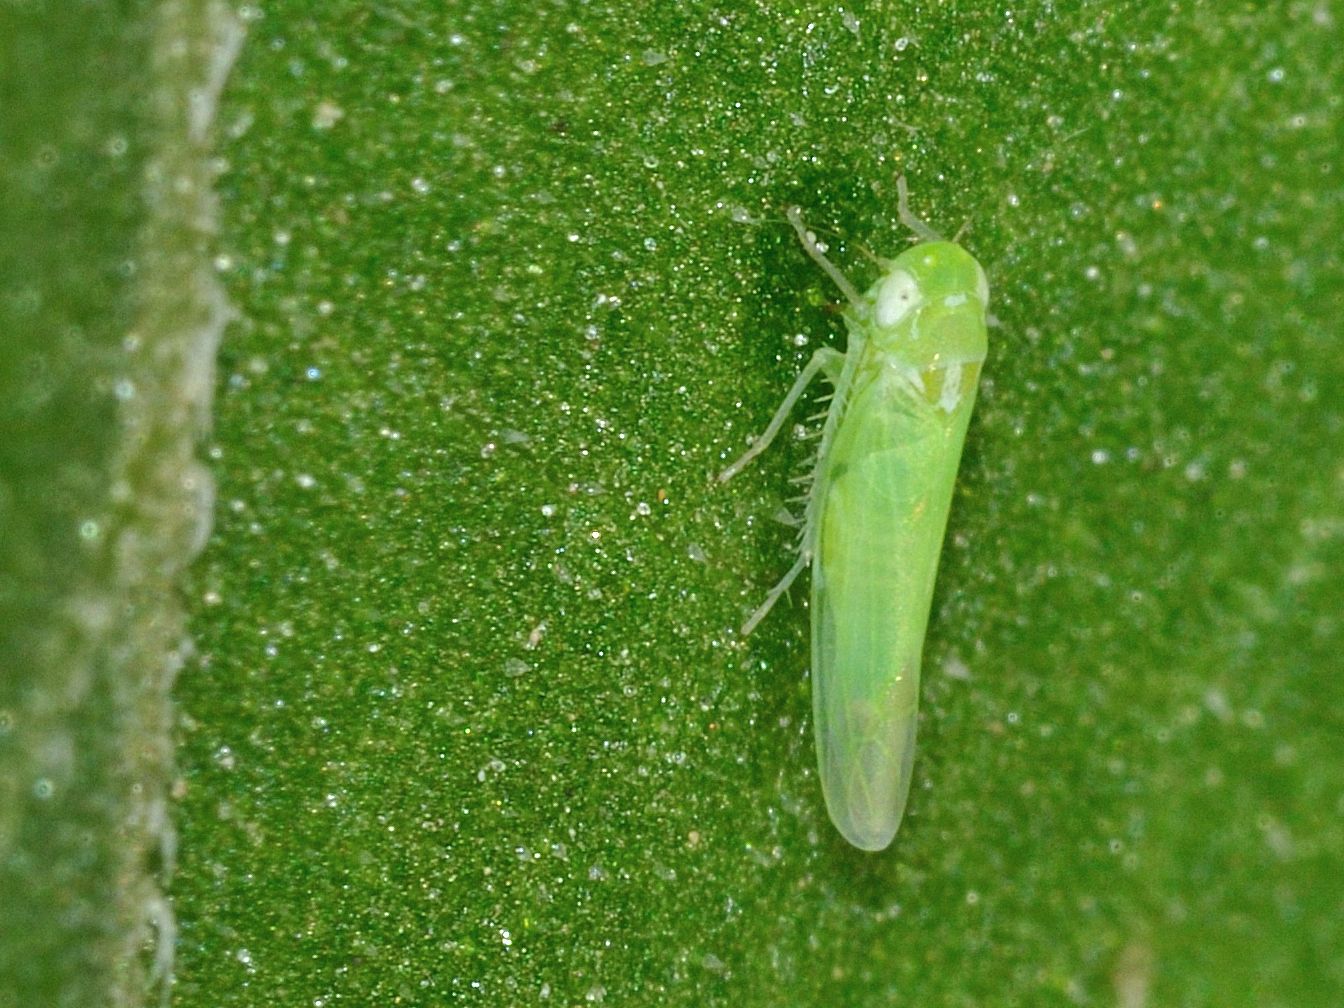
[
  {"x1": 739, "y1": 549, "x2": 810, "y2": 636},
  {"x1": 718, "y1": 346, "x2": 844, "y2": 482}
]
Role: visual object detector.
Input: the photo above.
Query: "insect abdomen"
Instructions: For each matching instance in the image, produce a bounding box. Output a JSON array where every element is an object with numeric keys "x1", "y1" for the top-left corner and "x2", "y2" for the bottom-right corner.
[{"x1": 810, "y1": 389, "x2": 974, "y2": 850}]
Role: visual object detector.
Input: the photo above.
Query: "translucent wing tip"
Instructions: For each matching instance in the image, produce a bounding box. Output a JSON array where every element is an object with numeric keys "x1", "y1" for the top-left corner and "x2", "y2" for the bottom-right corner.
[
  {"x1": 826, "y1": 781, "x2": 909, "y2": 852},
  {"x1": 836, "y1": 817, "x2": 901, "y2": 853},
  {"x1": 818, "y1": 710, "x2": 918, "y2": 852}
]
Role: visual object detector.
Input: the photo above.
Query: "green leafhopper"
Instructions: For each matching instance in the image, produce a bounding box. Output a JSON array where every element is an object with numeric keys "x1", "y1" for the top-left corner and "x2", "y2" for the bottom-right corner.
[{"x1": 721, "y1": 178, "x2": 989, "y2": 851}]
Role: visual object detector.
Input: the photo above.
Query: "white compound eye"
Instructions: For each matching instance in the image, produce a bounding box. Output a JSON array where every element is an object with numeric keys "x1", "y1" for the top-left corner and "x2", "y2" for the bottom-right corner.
[{"x1": 874, "y1": 270, "x2": 920, "y2": 327}]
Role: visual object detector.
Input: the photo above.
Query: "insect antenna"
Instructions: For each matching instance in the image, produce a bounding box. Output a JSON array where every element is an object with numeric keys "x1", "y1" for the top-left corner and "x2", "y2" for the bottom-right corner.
[
  {"x1": 730, "y1": 204, "x2": 850, "y2": 249},
  {"x1": 849, "y1": 238, "x2": 884, "y2": 267}
]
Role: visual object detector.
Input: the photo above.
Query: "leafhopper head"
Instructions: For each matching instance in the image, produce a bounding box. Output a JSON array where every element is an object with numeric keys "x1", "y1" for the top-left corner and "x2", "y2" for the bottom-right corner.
[{"x1": 861, "y1": 242, "x2": 989, "y2": 405}]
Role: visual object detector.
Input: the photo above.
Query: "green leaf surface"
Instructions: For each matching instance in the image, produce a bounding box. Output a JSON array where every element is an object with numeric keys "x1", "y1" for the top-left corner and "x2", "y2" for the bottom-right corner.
[{"x1": 39, "y1": 0, "x2": 1339, "y2": 1005}]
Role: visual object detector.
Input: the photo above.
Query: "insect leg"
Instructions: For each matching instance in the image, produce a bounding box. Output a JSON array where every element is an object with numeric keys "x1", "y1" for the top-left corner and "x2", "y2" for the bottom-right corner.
[
  {"x1": 786, "y1": 207, "x2": 866, "y2": 311},
  {"x1": 895, "y1": 175, "x2": 944, "y2": 243},
  {"x1": 739, "y1": 549, "x2": 809, "y2": 636},
  {"x1": 718, "y1": 346, "x2": 844, "y2": 482}
]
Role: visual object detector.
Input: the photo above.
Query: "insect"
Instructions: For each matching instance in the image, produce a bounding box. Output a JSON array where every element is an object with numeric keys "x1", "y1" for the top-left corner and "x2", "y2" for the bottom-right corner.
[{"x1": 721, "y1": 178, "x2": 989, "y2": 851}]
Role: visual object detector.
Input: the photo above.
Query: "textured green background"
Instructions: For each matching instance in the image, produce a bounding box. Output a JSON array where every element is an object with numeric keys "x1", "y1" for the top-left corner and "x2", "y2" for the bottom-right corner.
[
  {"x1": 4, "y1": 1, "x2": 1340, "y2": 1006},
  {"x1": 175, "y1": 2, "x2": 1343, "y2": 1004}
]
